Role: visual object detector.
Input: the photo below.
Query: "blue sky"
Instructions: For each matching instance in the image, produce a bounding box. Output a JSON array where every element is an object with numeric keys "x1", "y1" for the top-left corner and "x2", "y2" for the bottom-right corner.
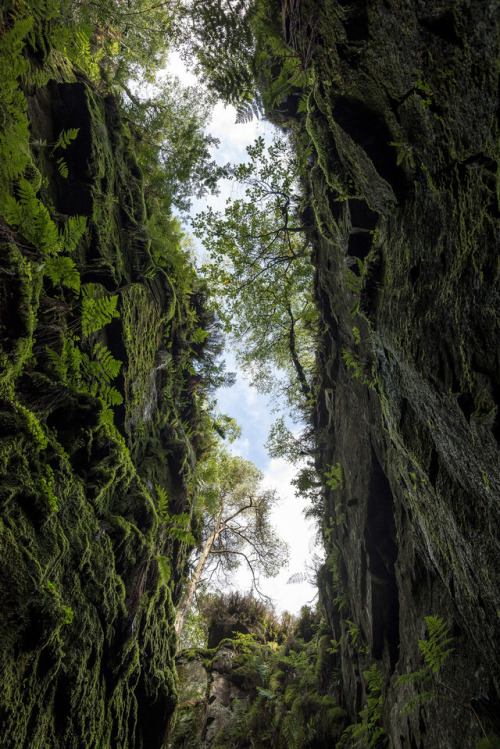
[{"x1": 168, "y1": 53, "x2": 320, "y2": 615}]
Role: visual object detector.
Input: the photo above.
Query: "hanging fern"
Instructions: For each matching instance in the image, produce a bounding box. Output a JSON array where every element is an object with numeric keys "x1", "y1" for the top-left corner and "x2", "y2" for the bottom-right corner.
[
  {"x1": 87, "y1": 380, "x2": 122, "y2": 406},
  {"x1": 56, "y1": 157, "x2": 68, "y2": 178},
  {"x1": 92, "y1": 342, "x2": 122, "y2": 382},
  {"x1": 396, "y1": 616, "x2": 454, "y2": 714},
  {"x1": 81, "y1": 285, "x2": 120, "y2": 336},
  {"x1": 44, "y1": 256, "x2": 80, "y2": 292},
  {"x1": 45, "y1": 346, "x2": 68, "y2": 382},
  {"x1": 52, "y1": 128, "x2": 79, "y2": 153},
  {"x1": 97, "y1": 382, "x2": 123, "y2": 406},
  {"x1": 3, "y1": 178, "x2": 86, "y2": 256},
  {"x1": 419, "y1": 616, "x2": 454, "y2": 674},
  {"x1": 61, "y1": 215, "x2": 86, "y2": 253},
  {"x1": 235, "y1": 94, "x2": 265, "y2": 124},
  {"x1": 155, "y1": 555, "x2": 171, "y2": 584},
  {"x1": 45, "y1": 335, "x2": 82, "y2": 383},
  {"x1": 324, "y1": 462, "x2": 343, "y2": 491},
  {"x1": 156, "y1": 485, "x2": 169, "y2": 523}
]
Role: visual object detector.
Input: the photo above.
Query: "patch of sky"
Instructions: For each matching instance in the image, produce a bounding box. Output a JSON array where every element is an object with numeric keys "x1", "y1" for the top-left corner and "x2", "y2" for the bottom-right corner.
[{"x1": 167, "y1": 52, "x2": 321, "y2": 615}]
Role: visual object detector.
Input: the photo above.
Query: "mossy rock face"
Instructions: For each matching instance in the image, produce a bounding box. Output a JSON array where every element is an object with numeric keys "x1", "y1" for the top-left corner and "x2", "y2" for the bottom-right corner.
[
  {"x1": 0, "y1": 56, "x2": 205, "y2": 747},
  {"x1": 169, "y1": 634, "x2": 345, "y2": 749}
]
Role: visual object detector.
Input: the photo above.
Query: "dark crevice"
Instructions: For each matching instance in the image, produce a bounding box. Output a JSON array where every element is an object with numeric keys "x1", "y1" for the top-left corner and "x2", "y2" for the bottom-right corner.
[
  {"x1": 428, "y1": 448, "x2": 439, "y2": 488},
  {"x1": 365, "y1": 448, "x2": 399, "y2": 669}
]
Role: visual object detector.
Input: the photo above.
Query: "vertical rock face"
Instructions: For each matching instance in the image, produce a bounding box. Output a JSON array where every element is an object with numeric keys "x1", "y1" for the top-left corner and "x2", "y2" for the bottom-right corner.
[
  {"x1": 0, "y1": 74, "x2": 208, "y2": 747},
  {"x1": 297, "y1": 0, "x2": 500, "y2": 745}
]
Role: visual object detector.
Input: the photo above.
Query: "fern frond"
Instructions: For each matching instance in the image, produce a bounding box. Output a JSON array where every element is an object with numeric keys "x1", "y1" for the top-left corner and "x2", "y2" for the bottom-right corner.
[
  {"x1": 44, "y1": 256, "x2": 80, "y2": 292},
  {"x1": 2, "y1": 194, "x2": 23, "y2": 226},
  {"x1": 419, "y1": 616, "x2": 454, "y2": 673},
  {"x1": 156, "y1": 485, "x2": 169, "y2": 522},
  {"x1": 81, "y1": 285, "x2": 120, "y2": 336},
  {"x1": 60, "y1": 215, "x2": 86, "y2": 253},
  {"x1": 17, "y1": 177, "x2": 37, "y2": 206},
  {"x1": 45, "y1": 346, "x2": 67, "y2": 381},
  {"x1": 93, "y1": 383, "x2": 122, "y2": 406},
  {"x1": 56, "y1": 157, "x2": 68, "y2": 178},
  {"x1": 93, "y1": 342, "x2": 122, "y2": 382},
  {"x1": 235, "y1": 97, "x2": 263, "y2": 124},
  {"x1": 52, "y1": 128, "x2": 79, "y2": 152},
  {"x1": 286, "y1": 572, "x2": 308, "y2": 584},
  {"x1": 155, "y1": 555, "x2": 171, "y2": 583},
  {"x1": 100, "y1": 403, "x2": 115, "y2": 426}
]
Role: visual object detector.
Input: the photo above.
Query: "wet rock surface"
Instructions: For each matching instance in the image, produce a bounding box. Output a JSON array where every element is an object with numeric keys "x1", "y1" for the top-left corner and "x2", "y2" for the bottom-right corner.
[{"x1": 304, "y1": 0, "x2": 500, "y2": 746}]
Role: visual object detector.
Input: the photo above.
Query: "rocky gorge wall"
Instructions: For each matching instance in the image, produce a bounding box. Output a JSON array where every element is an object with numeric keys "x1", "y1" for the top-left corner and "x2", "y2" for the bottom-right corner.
[
  {"x1": 1, "y1": 0, "x2": 499, "y2": 747},
  {"x1": 294, "y1": 0, "x2": 500, "y2": 745},
  {"x1": 0, "y1": 33, "x2": 213, "y2": 747}
]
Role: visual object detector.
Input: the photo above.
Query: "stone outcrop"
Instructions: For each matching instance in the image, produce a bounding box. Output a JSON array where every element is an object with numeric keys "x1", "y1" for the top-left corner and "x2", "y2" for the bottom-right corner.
[{"x1": 169, "y1": 645, "x2": 250, "y2": 749}]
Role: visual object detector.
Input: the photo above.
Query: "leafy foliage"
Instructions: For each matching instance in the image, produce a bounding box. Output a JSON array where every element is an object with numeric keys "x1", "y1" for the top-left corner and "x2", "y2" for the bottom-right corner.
[
  {"x1": 81, "y1": 285, "x2": 120, "y2": 337},
  {"x1": 52, "y1": 128, "x2": 79, "y2": 152},
  {"x1": 325, "y1": 463, "x2": 343, "y2": 492},
  {"x1": 396, "y1": 616, "x2": 455, "y2": 713},
  {"x1": 44, "y1": 256, "x2": 80, "y2": 292},
  {"x1": 121, "y1": 75, "x2": 224, "y2": 213},
  {"x1": 337, "y1": 664, "x2": 386, "y2": 748},
  {"x1": 175, "y1": 0, "x2": 255, "y2": 107},
  {"x1": 196, "y1": 134, "x2": 317, "y2": 414},
  {"x1": 182, "y1": 606, "x2": 346, "y2": 749}
]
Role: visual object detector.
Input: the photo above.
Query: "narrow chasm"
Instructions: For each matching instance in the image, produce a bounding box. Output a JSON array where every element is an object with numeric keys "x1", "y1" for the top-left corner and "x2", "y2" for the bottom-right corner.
[{"x1": 1, "y1": 0, "x2": 499, "y2": 748}]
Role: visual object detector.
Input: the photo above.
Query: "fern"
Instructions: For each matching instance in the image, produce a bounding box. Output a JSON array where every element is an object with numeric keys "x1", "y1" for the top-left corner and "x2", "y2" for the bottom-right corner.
[
  {"x1": 156, "y1": 485, "x2": 169, "y2": 522},
  {"x1": 337, "y1": 664, "x2": 385, "y2": 748},
  {"x1": 81, "y1": 285, "x2": 120, "y2": 336},
  {"x1": 286, "y1": 572, "x2": 308, "y2": 584},
  {"x1": 282, "y1": 711, "x2": 301, "y2": 749},
  {"x1": 419, "y1": 615, "x2": 454, "y2": 674},
  {"x1": 56, "y1": 157, "x2": 68, "y2": 178},
  {"x1": 61, "y1": 215, "x2": 86, "y2": 253},
  {"x1": 155, "y1": 555, "x2": 171, "y2": 584},
  {"x1": 44, "y1": 256, "x2": 80, "y2": 292},
  {"x1": 97, "y1": 382, "x2": 123, "y2": 406},
  {"x1": 65, "y1": 336, "x2": 82, "y2": 380},
  {"x1": 167, "y1": 513, "x2": 195, "y2": 544},
  {"x1": 92, "y1": 342, "x2": 122, "y2": 382},
  {"x1": 256, "y1": 686, "x2": 276, "y2": 700},
  {"x1": 99, "y1": 403, "x2": 115, "y2": 427},
  {"x1": 81, "y1": 353, "x2": 123, "y2": 403},
  {"x1": 45, "y1": 346, "x2": 68, "y2": 381},
  {"x1": 155, "y1": 486, "x2": 195, "y2": 543},
  {"x1": 396, "y1": 616, "x2": 454, "y2": 714},
  {"x1": 235, "y1": 94, "x2": 264, "y2": 124},
  {"x1": 325, "y1": 462, "x2": 343, "y2": 491},
  {"x1": 45, "y1": 334, "x2": 82, "y2": 383},
  {"x1": 52, "y1": 128, "x2": 79, "y2": 153}
]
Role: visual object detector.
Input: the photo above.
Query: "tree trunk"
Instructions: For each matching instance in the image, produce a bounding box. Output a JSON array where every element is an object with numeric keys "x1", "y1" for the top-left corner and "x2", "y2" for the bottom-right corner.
[
  {"x1": 174, "y1": 502, "x2": 224, "y2": 640},
  {"x1": 287, "y1": 303, "x2": 310, "y2": 401}
]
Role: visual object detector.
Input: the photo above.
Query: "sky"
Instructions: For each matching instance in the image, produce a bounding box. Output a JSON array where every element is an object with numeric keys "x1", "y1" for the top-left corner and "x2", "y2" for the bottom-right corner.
[{"x1": 168, "y1": 53, "x2": 320, "y2": 615}]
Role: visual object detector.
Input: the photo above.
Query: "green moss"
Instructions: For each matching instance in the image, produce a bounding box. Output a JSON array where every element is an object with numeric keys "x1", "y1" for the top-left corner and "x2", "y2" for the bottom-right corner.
[{"x1": 0, "y1": 36, "x2": 184, "y2": 749}]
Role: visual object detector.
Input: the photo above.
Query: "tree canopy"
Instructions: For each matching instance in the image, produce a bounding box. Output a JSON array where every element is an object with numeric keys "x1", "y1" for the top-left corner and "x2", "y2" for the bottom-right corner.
[
  {"x1": 175, "y1": 443, "x2": 288, "y2": 638},
  {"x1": 195, "y1": 134, "x2": 317, "y2": 415}
]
